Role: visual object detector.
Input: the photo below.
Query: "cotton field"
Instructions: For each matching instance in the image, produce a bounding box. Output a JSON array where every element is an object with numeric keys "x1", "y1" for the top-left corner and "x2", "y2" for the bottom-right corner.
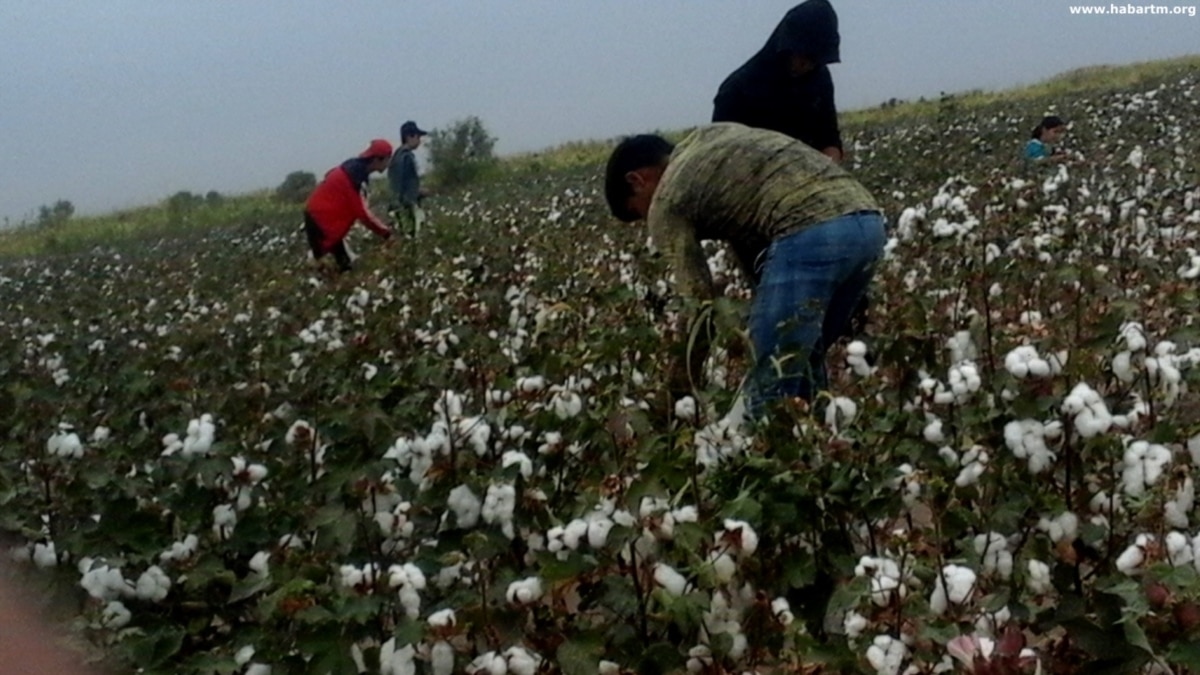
[{"x1": 3, "y1": 70, "x2": 1200, "y2": 674}]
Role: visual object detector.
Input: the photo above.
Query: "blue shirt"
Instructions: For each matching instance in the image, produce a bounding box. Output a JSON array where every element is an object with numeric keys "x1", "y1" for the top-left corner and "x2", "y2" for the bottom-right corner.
[{"x1": 1025, "y1": 139, "x2": 1049, "y2": 160}]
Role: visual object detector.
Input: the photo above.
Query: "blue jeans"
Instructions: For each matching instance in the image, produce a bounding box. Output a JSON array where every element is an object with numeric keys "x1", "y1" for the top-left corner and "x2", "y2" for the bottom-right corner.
[{"x1": 746, "y1": 211, "x2": 886, "y2": 413}]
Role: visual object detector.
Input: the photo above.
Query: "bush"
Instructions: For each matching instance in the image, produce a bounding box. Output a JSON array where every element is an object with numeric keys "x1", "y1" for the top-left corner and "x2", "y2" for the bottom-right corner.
[
  {"x1": 276, "y1": 171, "x2": 317, "y2": 204},
  {"x1": 426, "y1": 116, "x2": 498, "y2": 189},
  {"x1": 36, "y1": 199, "x2": 75, "y2": 228}
]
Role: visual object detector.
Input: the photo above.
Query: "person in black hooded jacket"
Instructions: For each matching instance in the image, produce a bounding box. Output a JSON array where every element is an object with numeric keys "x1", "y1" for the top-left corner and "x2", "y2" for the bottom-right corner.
[{"x1": 713, "y1": 0, "x2": 843, "y2": 163}]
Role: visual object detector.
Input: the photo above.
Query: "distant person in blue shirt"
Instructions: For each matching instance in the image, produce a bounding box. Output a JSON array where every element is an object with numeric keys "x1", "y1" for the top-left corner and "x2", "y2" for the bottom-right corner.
[
  {"x1": 388, "y1": 120, "x2": 429, "y2": 237},
  {"x1": 1025, "y1": 115, "x2": 1068, "y2": 164}
]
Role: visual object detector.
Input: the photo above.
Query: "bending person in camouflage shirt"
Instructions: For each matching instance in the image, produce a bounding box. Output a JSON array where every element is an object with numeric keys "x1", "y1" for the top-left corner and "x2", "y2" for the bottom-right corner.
[{"x1": 604, "y1": 123, "x2": 886, "y2": 413}]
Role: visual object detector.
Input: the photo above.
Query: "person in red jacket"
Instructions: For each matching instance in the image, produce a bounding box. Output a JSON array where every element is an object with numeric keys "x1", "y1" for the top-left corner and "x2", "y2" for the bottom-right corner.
[{"x1": 304, "y1": 139, "x2": 395, "y2": 272}]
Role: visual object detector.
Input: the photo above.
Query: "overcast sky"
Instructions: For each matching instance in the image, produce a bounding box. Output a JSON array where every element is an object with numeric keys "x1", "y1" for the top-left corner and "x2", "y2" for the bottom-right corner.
[{"x1": 1, "y1": 1, "x2": 1196, "y2": 224}]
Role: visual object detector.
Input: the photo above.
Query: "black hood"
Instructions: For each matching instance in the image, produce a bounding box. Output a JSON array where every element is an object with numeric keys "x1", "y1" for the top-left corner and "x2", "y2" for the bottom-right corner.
[{"x1": 761, "y1": 0, "x2": 840, "y2": 65}]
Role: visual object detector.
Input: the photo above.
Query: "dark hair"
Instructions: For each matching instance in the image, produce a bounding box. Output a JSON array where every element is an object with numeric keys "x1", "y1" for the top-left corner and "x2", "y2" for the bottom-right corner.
[
  {"x1": 1031, "y1": 115, "x2": 1066, "y2": 140},
  {"x1": 604, "y1": 134, "x2": 674, "y2": 222}
]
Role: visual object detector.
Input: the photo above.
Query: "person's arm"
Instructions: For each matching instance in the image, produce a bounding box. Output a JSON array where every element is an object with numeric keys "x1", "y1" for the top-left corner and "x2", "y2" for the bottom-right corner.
[
  {"x1": 649, "y1": 205, "x2": 717, "y2": 392},
  {"x1": 0, "y1": 570, "x2": 103, "y2": 674},
  {"x1": 350, "y1": 186, "x2": 392, "y2": 239},
  {"x1": 810, "y1": 67, "x2": 844, "y2": 162}
]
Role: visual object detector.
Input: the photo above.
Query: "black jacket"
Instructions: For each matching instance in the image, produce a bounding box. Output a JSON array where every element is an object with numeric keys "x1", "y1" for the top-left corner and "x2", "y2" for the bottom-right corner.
[{"x1": 712, "y1": 0, "x2": 842, "y2": 153}]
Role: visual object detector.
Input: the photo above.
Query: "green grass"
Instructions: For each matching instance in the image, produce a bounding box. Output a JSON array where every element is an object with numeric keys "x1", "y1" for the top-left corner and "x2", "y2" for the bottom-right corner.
[{"x1": 3, "y1": 53, "x2": 1197, "y2": 260}]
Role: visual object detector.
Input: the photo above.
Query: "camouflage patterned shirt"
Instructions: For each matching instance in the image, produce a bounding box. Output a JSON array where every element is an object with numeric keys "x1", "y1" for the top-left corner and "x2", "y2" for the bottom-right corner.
[{"x1": 647, "y1": 123, "x2": 879, "y2": 302}]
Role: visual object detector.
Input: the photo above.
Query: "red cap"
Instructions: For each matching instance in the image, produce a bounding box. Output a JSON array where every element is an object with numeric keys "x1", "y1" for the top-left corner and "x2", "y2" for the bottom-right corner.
[{"x1": 360, "y1": 139, "x2": 394, "y2": 159}]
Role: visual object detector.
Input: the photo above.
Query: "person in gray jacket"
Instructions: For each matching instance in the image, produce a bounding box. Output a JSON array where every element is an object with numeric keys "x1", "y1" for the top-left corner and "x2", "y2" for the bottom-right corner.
[{"x1": 388, "y1": 120, "x2": 429, "y2": 236}]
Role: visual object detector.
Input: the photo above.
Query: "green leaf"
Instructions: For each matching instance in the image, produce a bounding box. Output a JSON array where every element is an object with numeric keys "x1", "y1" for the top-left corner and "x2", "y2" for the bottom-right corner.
[
  {"x1": 557, "y1": 637, "x2": 605, "y2": 675},
  {"x1": 127, "y1": 627, "x2": 185, "y2": 669},
  {"x1": 721, "y1": 492, "x2": 762, "y2": 524},
  {"x1": 784, "y1": 553, "x2": 817, "y2": 589},
  {"x1": 393, "y1": 618, "x2": 425, "y2": 647},
  {"x1": 1166, "y1": 640, "x2": 1200, "y2": 669},
  {"x1": 228, "y1": 576, "x2": 272, "y2": 604},
  {"x1": 295, "y1": 604, "x2": 336, "y2": 624},
  {"x1": 636, "y1": 642, "x2": 685, "y2": 675}
]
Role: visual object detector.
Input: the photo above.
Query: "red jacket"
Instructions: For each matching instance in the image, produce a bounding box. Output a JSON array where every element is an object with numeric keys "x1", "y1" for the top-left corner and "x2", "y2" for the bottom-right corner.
[{"x1": 305, "y1": 159, "x2": 392, "y2": 253}]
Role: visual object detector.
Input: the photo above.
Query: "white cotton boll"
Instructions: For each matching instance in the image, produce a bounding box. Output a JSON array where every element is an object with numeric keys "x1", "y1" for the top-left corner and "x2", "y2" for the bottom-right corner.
[
  {"x1": 32, "y1": 542, "x2": 57, "y2": 568},
  {"x1": 100, "y1": 600, "x2": 131, "y2": 629},
  {"x1": 586, "y1": 515, "x2": 614, "y2": 548},
  {"x1": 709, "y1": 551, "x2": 737, "y2": 584},
  {"x1": 1166, "y1": 531, "x2": 1195, "y2": 567},
  {"x1": 1026, "y1": 560, "x2": 1052, "y2": 594},
  {"x1": 686, "y1": 645, "x2": 713, "y2": 673},
  {"x1": 973, "y1": 533, "x2": 1013, "y2": 578},
  {"x1": 772, "y1": 597, "x2": 794, "y2": 625},
  {"x1": 866, "y1": 635, "x2": 908, "y2": 675},
  {"x1": 975, "y1": 607, "x2": 1012, "y2": 637},
  {"x1": 504, "y1": 646, "x2": 541, "y2": 675},
  {"x1": 1037, "y1": 512, "x2": 1078, "y2": 543},
  {"x1": 46, "y1": 431, "x2": 84, "y2": 459},
  {"x1": 1122, "y1": 440, "x2": 1172, "y2": 497},
  {"x1": 674, "y1": 396, "x2": 697, "y2": 422},
  {"x1": 428, "y1": 608, "x2": 457, "y2": 627},
  {"x1": 135, "y1": 565, "x2": 171, "y2": 602},
  {"x1": 653, "y1": 563, "x2": 690, "y2": 596},
  {"x1": 249, "y1": 551, "x2": 271, "y2": 577},
  {"x1": 468, "y1": 651, "x2": 508, "y2": 675},
  {"x1": 844, "y1": 611, "x2": 869, "y2": 639},
  {"x1": 1119, "y1": 322, "x2": 1147, "y2": 352},
  {"x1": 431, "y1": 640, "x2": 455, "y2": 675},
  {"x1": 599, "y1": 661, "x2": 621, "y2": 675},
  {"x1": 1116, "y1": 542, "x2": 1147, "y2": 575},
  {"x1": 720, "y1": 519, "x2": 759, "y2": 557},
  {"x1": 825, "y1": 396, "x2": 858, "y2": 433},
  {"x1": 285, "y1": 420, "x2": 314, "y2": 446},
  {"x1": 1164, "y1": 478, "x2": 1195, "y2": 529},
  {"x1": 451, "y1": 482, "x2": 482, "y2": 530},
  {"x1": 91, "y1": 426, "x2": 110, "y2": 443},
  {"x1": 160, "y1": 534, "x2": 199, "y2": 563},
  {"x1": 923, "y1": 417, "x2": 945, "y2": 444},
  {"x1": 1112, "y1": 351, "x2": 1137, "y2": 383},
  {"x1": 516, "y1": 376, "x2": 545, "y2": 393},
  {"x1": 380, "y1": 640, "x2": 416, "y2": 675},
  {"x1": 81, "y1": 565, "x2": 133, "y2": 601},
  {"x1": 235, "y1": 646, "x2": 256, "y2": 667},
  {"x1": 938, "y1": 446, "x2": 959, "y2": 466},
  {"x1": 182, "y1": 413, "x2": 216, "y2": 458},
  {"x1": 562, "y1": 519, "x2": 589, "y2": 549},
  {"x1": 340, "y1": 565, "x2": 365, "y2": 590},
  {"x1": 930, "y1": 565, "x2": 976, "y2": 615},
  {"x1": 245, "y1": 665, "x2": 272, "y2": 675},
  {"x1": 501, "y1": 451, "x2": 534, "y2": 478},
  {"x1": 955, "y1": 447, "x2": 988, "y2": 488},
  {"x1": 212, "y1": 503, "x2": 238, "y2": 537},
  {"x1": 506, "y1": 576, "x2": 544, "y2": 605},
  {"x1": 550, "y1": 390, "x2": 583, "y2": 419},
  {"x1": 1027, "y1": 359, "x2": 1051, "y2": 377},
  {"x1": 397, "y1": 584, "x2": 421, "y2": 619},
  {"x1": 481, "y1": 483, "x2": 517, "y2": 539}
]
